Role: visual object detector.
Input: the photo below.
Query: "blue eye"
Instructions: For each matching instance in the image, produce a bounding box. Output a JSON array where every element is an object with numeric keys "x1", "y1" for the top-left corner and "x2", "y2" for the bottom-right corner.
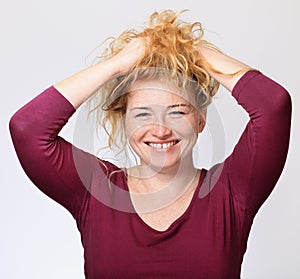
[
  {"x1": 135, "y1": 112, "x2": 151, "y2": 118},
  {"x1": 170, "y1": 111, "x2": 185, "y2": 115},
  {"x1": 168, "y1": 111, "x2": 186, "y2": 117}
]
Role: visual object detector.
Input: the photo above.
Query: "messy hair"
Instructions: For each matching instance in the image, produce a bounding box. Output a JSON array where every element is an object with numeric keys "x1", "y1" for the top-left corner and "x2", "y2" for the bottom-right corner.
[{"x1": 89, "y1": 10, "x2": 221, "y2": 150}]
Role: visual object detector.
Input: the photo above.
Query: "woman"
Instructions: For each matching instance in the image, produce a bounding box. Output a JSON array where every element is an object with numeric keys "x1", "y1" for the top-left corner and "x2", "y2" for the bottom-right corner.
[{"x1": 9, "y1": 10, "x2": 291, "y2": 279}]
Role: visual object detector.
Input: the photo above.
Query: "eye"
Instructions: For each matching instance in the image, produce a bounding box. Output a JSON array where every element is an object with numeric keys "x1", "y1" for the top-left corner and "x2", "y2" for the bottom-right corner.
[
  {"x1": 135, "y1": 112, "x2": 152, "y2": 118},
  {"x1": 133, "y1": 112, "x2": 154, "y2": 121},
  {"x1": 169, "y1": 111, "x2": 185, "y2": 115},
  {"x1": 167, "y1": 110, "x2": 187, "y2": 118}
]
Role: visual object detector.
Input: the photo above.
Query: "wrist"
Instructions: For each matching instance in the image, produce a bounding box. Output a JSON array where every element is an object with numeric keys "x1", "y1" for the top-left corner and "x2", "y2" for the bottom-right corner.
[{"x1": 96, "y1": 59, "x2": 121, "y2": 78}]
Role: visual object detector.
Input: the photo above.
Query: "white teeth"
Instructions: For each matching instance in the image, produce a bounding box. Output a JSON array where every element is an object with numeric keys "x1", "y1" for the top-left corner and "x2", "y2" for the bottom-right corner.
[{"x1": 148, "y1": 141, "x2": 177, "y2": 149}]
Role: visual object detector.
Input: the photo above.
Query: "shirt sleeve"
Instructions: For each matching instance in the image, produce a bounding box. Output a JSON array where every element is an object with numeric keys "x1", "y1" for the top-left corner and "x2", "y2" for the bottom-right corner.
[
  {"x1": 220, "y1": 71, "x2": 292, "y2": 212},
  {"x1": 9, "y1": 86, "x2": 97, "y2": 219}
]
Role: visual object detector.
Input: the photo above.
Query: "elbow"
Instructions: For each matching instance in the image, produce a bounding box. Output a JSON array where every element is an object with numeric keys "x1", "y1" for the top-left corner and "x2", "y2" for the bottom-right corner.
[
  {"x1": 9, "y1": 110, "x2": 30, "y2": 143},
  {"x1": 268, "y1": 83, "x2": 292, "y2": 116},
  {"x1": 257, "y1": 73, "x2": 292, "y2": 115},
  {"x1": 266, "y1": 87, "x2": 292, "y2": 133},
  {"x1": 9, "y1": 111, "x2": 20, "y2": 140},
  {"x1": 278, "y1": 88, "x2": 292, "y2": 116}
]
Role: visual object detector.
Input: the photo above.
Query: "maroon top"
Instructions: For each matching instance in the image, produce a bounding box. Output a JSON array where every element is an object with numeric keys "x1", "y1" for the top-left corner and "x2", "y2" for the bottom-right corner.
[{"x1": 9, "y1": 71, "x2": 291, "y2": 279}]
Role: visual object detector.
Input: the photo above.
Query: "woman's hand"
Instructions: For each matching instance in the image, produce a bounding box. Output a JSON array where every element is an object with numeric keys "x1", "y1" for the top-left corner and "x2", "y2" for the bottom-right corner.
[{"x1": 107, "y1": 37, "x2": 148, "y2": 76}]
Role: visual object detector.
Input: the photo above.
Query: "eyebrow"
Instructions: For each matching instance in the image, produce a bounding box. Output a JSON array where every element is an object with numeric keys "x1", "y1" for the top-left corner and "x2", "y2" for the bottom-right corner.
[
  {"x1": 130, "y1": 103, "x2": 191, "y2": 111},
  {"x1": 168, "y1": 104, "x2": 191, "y2": 109},
  {"x1": 130, "y1": 106, "x2": 151, "y2": 111}
]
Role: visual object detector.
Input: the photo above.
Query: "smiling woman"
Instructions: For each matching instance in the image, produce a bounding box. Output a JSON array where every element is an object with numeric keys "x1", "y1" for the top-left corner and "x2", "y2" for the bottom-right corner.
[
  {"x1": 94, "y1": 67, "x2": 207, "y2": 156},
  {"x1": 124, "y1": 81, "x2": 202, "y2": 171},
  {"x1": 9, "y1": 9, "x2": 291, "y2": 279}
]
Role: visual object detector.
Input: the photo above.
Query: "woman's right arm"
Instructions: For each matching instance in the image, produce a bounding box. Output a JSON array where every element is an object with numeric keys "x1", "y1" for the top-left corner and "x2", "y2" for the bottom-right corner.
[
  {"x1": 9, "y1": 38, "x2": 146, "y2": 218},
  {"x1": 9, "y1": 86, "x2": 91, "y2": 218}
]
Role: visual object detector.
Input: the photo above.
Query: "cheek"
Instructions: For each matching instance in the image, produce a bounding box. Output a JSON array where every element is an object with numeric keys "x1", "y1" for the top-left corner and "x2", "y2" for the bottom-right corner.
[
  {"x1": 124, "y1": 119, "x2": 148, "y2": 141},
  {"x1": 124, "y1": 119, "x2": 134, "y2": 138},
  {"x1": 168, "y1": 118, "x2": 199, "y2": 135}
]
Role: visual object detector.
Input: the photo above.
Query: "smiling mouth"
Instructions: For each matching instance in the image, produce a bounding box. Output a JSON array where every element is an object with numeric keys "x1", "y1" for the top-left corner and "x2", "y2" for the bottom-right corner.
[{"x1": 145, "y1": 140, "x2": 180, "y2": 149}]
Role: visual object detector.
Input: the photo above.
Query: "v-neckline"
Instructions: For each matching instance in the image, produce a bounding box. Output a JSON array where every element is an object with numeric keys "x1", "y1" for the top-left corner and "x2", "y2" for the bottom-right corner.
[{"x1": 125, "y1": 169, "x2": 207, "y2": 234}]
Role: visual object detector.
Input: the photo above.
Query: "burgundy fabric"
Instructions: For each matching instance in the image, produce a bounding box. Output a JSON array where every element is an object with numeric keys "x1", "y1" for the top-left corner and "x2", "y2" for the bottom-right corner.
[{"x1": 9, "y1": 71, "x2": 291, "y2": 279}]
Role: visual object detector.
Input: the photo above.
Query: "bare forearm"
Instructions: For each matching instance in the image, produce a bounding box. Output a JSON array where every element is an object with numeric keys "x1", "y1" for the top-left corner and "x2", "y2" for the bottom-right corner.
[
  {"x1": 54, "y1": 38, "x2": 147, "y2": 109},
  {"x1": 54, "y1": 60, "x2": 117, "y2": 109},
  {"x1": 199, "y1": 46, "x2": 253, "y2": 92}
]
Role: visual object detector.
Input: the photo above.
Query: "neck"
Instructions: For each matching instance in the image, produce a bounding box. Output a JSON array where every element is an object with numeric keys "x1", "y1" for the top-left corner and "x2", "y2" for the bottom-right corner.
[{"x1": 127, "y1": 157, "x2": 200, "y2": 213}]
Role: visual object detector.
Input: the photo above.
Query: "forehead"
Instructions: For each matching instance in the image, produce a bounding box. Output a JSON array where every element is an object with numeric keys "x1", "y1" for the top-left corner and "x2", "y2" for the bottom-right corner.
[{"x1": 127, "y1": 79, "x2": 193, "y2": 108}]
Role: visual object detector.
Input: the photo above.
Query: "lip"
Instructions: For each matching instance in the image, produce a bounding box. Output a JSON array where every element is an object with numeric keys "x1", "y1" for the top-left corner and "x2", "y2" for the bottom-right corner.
[{"x1": 144, "y1": 139, "x2": 181, "y2": 151}]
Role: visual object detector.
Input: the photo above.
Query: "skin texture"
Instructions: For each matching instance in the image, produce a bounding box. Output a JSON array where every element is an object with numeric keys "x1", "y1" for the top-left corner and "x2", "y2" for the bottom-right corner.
[{"x1": 125, "y1": 81, "x2": 203, "y2": 173}]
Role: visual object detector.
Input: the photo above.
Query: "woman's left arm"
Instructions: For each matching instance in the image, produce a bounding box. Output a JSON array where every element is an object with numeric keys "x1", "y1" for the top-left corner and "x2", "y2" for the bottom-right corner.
[
  {"x1": 199, "y1": 47, "x2": 292, "y2": 212},
  {"x1": 198, "y1": 46, "x2": 252, "y2": 92}
]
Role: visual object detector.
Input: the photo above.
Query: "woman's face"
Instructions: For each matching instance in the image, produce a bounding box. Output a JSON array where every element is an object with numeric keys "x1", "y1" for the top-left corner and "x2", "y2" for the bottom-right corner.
[{"x1": 124, "y1": 79, "x2": 205, "y2": 172}]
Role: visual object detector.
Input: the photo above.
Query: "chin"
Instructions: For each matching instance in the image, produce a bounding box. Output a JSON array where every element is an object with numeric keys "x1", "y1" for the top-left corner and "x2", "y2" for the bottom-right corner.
[{"x1": 141, "y1": 158, "x2": 182, "y2": 173}]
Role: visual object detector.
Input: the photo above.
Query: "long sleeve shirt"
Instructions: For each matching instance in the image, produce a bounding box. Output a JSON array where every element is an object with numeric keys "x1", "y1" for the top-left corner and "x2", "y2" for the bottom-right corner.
[{"x1": 9, "y1": 71, "x2": 292, "y2": 279}]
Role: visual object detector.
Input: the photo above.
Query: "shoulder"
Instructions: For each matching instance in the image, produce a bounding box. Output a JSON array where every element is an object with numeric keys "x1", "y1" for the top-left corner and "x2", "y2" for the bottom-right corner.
[{"x1": 96, "y1": 158, "x2": 128, "y2": 190}]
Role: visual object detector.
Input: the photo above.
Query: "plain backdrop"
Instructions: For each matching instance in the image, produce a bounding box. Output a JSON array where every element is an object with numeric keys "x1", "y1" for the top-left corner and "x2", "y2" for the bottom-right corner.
[{"x1": 1, "y1": 0, "x2": 299, "y2": 278}]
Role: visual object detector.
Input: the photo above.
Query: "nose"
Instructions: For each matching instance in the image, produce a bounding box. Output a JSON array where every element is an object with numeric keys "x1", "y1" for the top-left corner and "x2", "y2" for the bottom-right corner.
[{"x1": 149, "y1": 117, "x2": 172, "y2": 139}]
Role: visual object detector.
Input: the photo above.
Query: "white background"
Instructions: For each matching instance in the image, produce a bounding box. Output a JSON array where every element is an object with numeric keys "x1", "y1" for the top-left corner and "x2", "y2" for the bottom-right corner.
[{"x1": 1, "y1": 0, "x2": 299, "y2": 278}]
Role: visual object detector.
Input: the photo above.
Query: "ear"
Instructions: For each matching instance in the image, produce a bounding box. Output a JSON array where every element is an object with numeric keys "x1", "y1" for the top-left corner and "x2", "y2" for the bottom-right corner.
[
  {"x1": 197, "y1": 109, "x2": 207, "y2": 133},
  {"x1": 198, "y1": 118, "x2": 206, "y2": 133}
]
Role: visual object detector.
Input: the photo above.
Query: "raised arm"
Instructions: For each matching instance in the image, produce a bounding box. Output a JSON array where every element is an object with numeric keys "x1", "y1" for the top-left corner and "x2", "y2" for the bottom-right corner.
[
  {"x1": 9, "y1": 38, "x2": 147, "y2": 217},
  {"x1": 198, "y1": 46, "x2": 253, "y2": 92},
  {"x1": 55, "y1": 38, "x2": 147, "y2": 108},
  {"x1": 199, "y1": 47, "x2": 292, "y2": 212}
]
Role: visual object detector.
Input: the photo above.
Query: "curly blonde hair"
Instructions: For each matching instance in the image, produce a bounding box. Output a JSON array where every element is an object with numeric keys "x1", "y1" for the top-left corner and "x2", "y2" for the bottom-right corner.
[{"x1": 90, "y1": 10, "x2": 221, "y2": 151}]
